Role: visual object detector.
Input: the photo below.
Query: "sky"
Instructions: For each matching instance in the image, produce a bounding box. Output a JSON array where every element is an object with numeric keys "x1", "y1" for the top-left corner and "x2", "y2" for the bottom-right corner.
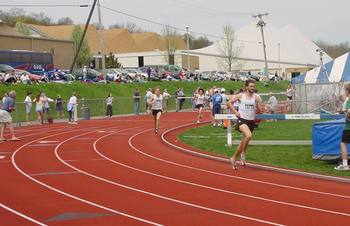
[{"x1": 1, "y1": 0, "x2": 349, "y2": 44}]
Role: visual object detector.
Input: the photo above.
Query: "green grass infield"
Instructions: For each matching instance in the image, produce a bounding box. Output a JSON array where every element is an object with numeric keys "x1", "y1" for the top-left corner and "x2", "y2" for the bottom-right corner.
[{"x1": 178, "y1": 120, "x2": 350, "y2": 178}]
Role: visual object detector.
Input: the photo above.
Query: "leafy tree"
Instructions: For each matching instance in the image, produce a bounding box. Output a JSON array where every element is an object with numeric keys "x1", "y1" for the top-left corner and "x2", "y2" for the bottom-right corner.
[
  {"x1": 0, "y1": 8, "x2": 54, "y2": 26},
  {"x1": 57, "y1": 17, "x2": 73, "y2": 25},
  {"x1": 191, "y1": 36, "x2": 213, "y2": 50},
  {"x1": 314, "y1": 40, "x2": 350, "y2": 59},
  {"x1": 15, "y1": 20, "x2": 31, "y2": 35},
  {"x1": 105, "y1": 52, "x2": 122, "y2": 68},
  {"x1": 70, "y1": 25, "x2": 92, "y2": 68}
]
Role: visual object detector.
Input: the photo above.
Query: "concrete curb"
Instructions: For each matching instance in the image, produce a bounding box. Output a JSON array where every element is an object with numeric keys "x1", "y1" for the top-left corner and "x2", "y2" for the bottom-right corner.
[{"x1": 161, "y1": 123, "x2": 350, "y2": 184}]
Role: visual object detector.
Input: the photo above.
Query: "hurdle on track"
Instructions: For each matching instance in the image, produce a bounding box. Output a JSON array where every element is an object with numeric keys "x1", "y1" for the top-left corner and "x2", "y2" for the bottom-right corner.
[{"x1": 214, "y1": 113, "x2": 345, "y2": 147}]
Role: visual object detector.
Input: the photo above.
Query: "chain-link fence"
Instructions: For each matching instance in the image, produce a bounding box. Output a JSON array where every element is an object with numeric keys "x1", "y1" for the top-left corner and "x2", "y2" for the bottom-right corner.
[
  {"x1": 292, "y1": 82, "x2": 343, "y2": 114},
  {"x1": 12, "y1": 96, "x2": 197, "y2": 126}
]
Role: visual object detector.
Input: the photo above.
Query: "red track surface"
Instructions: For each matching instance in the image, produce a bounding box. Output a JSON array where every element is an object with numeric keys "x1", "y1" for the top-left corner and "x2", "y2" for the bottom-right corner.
[{"x1": 1, "y1": 112, "x2": 350, "y2": 225}]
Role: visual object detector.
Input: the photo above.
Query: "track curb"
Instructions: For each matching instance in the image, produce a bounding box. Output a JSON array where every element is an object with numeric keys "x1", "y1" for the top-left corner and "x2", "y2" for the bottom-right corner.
[{"x1": 161, "y1": 122, "x2": 350, "y2": 184}]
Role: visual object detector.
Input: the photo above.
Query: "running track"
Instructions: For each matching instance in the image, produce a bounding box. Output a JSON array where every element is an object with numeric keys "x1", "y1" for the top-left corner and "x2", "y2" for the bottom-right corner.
[{"x1": 0, "y1": 112, "x2": 350, "y2": 225}]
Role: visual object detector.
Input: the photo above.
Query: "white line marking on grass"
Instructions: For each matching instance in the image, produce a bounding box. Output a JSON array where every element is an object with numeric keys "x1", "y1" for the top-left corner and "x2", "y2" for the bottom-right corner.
[{"x1": 0, "y1": 203, "x2": 47, "y2": 226}]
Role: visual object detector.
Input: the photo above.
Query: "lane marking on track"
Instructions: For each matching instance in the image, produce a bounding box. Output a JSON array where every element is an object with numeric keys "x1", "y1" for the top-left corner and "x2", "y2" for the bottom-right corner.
[
  {"x1": 122, "y1": 129, "x2": 350, "y2": 217},
  {"x1": 0, "y1": 203, "x2": 47, "y2": 226},
  {"x1": 12, "y1": 125, "x2": 162, "y2": 226},
  {"x1": 151, "y1": 124, "x2": 350, "y2": 199},
  {"x1": 0, "y1": 155, "x2": 5, "y2": 159},
  {"x1": 65, "y1": 158, "x2": 107, "y2": 162},
  {"x1": 54, "y1": 129, "x2": 283, "y2": 225},
  {"x1": 28, "y1": 171, "x2": 81, "y2": 177},
  {"x1": 38, "y1": 141, "x2": 59, "y2": 144}
]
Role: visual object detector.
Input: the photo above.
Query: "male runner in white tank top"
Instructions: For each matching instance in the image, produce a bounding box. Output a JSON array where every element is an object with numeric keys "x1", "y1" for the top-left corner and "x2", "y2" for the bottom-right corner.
[
  {"x1": 227, "y1": 80, "x2": 262, "y2": 170},
  {"x1": 148, "y1": 87, "x2": 163, "y2": 134}
]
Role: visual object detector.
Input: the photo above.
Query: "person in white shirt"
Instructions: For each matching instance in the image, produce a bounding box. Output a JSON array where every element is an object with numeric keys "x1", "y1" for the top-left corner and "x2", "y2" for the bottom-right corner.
[
  {"x1": 162, "y1": 89, "x2": 171, "y2": 113},
  {"x1": 67, "y1": 92, "x2": 77, "y2": 124},
  {"x1": 106, "y1": 92, "x2": 113, "y2": 118},
  {"x1": 145, "y1": 88, "x2": 153, "y2": 114},
  {"x1": 148, "y1": 87, "x2": 163, "y2": 134},
  {"x1": 24, "y1": 92, "x2": 32, "y2": 124},
  {"x1": 227, "y1": 80, "x2": 262, "y2": 170},
  {"x1": 194, "y1": 88, "x2": 205, "y2": 123}
]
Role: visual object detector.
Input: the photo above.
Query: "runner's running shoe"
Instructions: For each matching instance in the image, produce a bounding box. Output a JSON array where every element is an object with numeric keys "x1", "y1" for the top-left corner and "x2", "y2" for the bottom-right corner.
[{"x1": 335, "y1": 164, "x2": 349, "y2": 170}]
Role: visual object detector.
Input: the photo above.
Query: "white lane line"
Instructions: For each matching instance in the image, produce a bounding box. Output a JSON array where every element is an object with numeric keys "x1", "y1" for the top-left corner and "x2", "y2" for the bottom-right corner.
[
  {"x1": 0, "y1": 203, "x2": 47, "y2": 226},
  {"x1": 55, "y1": 130, "x2": 283, "y2": 225},
  {"x1": 12, "y1": 125, "x2": 162, "y2": 226},
  {"x1": 123, "y1": 129, "x2": 350, "y2": 217},
  {"x1": 28, "y1": 171, "x2": 81, "y2": 176},
  {"x1": 133, "y1": 126, "x2": 350, "y2": 200},
  {"x1": 0, "y1": 155, "x2": 5, "y2": 159}
]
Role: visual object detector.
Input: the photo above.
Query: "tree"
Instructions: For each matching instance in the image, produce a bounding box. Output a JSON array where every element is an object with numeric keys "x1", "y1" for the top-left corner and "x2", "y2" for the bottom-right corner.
[
  {"x1": 70, "y1": 25, "x2": 92, "y2": 68},
  {"x1": 105, "y1": 52, "x2": 122, "y2": 68},
  {"x1": 217, "y1": 24, "x2": 240, "y2": 72},
  {"x1": 57, "y1": 17, "x2": 73, "y2": 25},
  {"x1": 314, "y1": 40, "x2": 350, "y2": 59},
  {"x1": 109, "y1": 21, "x2": 147, "y2": 33},
  {"x1": 0, "y1": 8, "x2": 54, "y2": 27},
  {"x1": 162, "y1": 25, "x2": 179, "y2": 65},
  {"x1": 15, "y1": 20, "x2": 31, "y2": 35},
  {"x1": 191, "y1": 36, "x2": 213, "y2": 50}
]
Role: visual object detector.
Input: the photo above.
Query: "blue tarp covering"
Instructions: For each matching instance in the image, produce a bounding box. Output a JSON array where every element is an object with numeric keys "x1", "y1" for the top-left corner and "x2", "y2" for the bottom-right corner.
[{"x1": 312, "y1": 118, "x2": 350, "y2": 160}]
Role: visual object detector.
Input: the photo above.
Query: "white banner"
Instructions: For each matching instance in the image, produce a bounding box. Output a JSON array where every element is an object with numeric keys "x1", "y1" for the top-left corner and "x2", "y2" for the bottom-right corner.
[{"x1": 285, "y1": 114, "x2": 321, "y2": 120}]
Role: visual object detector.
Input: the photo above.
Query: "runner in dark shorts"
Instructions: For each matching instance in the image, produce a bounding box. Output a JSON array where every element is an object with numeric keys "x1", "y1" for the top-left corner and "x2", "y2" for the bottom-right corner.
[
  {"x1": 152, "y1": 109, "x2": 162, "y2": 116},
  {"x1": 236, "y1": 118, "x2": 255, "y2": 133}
]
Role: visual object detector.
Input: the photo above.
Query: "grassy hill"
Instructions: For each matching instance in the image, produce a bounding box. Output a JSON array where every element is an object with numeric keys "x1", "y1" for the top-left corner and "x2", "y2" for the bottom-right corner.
[
  {"x1": 0, "y1": 80, "x2": 290, "y2": 123},
  {"x1": 0, "y1": 80, "x2": 289, "y2": 101}
]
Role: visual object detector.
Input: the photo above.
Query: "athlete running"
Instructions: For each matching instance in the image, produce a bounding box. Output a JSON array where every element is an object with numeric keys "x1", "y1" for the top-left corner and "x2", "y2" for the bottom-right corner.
[
  {"x1": 148, "y1": 87, "x2": 163, "y2": 134},
  {"x1": 227, "y1": 79, "x2": 262, "y2": 170}
]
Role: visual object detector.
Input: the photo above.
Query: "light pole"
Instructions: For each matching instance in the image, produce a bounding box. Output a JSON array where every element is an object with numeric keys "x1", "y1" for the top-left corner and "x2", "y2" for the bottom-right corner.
[
  {"x1": 97, "y1": 0, "x2": 106, "y2": 81},
  {"x1": 278, "y1": 42, "x2": 281, "y2": 77},
  {"x1": 185, "y1": 26, "x2": 190, "y2": 73}
]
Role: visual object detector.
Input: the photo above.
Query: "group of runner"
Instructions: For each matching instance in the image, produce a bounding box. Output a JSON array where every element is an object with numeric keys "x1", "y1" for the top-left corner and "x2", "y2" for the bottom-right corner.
[{"x1": 146, "y1": 80, "x2": 262, "y2": 170}]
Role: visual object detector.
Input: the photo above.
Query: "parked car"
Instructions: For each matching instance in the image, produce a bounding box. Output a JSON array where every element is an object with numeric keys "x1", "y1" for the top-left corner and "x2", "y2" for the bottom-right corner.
[
  {"x1": 0, "y1": 64, "x2": 14, "y2": 73},
  {"x1": 72, "y1": 68, "x2": 102, "y2": 82},
  {"x1": 14, "y1": 69, "x2": 41, "y2": 82}
]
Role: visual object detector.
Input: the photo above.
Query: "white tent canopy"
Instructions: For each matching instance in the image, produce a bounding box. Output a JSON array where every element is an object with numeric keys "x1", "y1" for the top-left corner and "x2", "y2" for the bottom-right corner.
[{"x1": 186, "y1": 21, "x2": 332, "y2": 73}]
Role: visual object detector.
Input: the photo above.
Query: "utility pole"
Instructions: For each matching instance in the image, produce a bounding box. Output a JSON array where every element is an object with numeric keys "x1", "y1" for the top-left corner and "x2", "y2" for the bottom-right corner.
[
  {"x1": 253, "y1": 13, "x2": 269, "y2": 76},
  {"x1": 278, "y1": 42, "x2": 281, "y2": 77},
  {"x1": 97, "y1": 0, "x2": 106, "y2": 81},
  {"x1": 185, "y1": 26, "x2": 190, "y2": 73},
  {"x1": 70, "y1": 1, "x2": 97, "y2": 73}
]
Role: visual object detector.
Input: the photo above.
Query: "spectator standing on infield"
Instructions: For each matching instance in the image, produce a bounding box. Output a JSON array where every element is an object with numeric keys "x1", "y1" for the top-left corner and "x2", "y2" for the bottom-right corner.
[
  {"x1": 227, "y1": 80, "x2": 262, "y2": 170},
  {"x1": 0, "y1": 90, "x2": 20, "y2": 141},
  {"x1": 148, "y1": 87, "x2": 163, "y2": 134},
  {"x1": 147, "y1": 67, "x2": 152, "y2": 81},
  {"x1": 335, "y1": 83, "x2": 350, "y2": 170},
  {"x1": 162, "y1": 89, "x2": 171, "y2": 113},
  {"x1": 55, "y1": 95, "x2": 63, "y2": 119},
  {"x1": 67, "y1": 92, "x2": 77, "y2": 124},
  {"x1": 106, "y1": 92, "x2": 113, "y2": 118},
  {"x1": 133, "y1": 88, "x2": 141, "y2": 115},
  {"x1": 24, "y1": 92, "x2": 32, "y2": 125},
  {"x1": 211, "y1": 89, "x2": 222, "y2": 126}
]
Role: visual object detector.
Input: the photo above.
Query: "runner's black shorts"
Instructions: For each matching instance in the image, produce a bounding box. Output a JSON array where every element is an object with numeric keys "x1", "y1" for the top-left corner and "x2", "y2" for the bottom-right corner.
[
  {"x1": 236, "y1": 118, "x2": 255, "y2": 132},
  {"x1": 152, "y1": 109, "x2": 162, "y2": 116},
  {"x1": 195, "y1": 104, "x2": 204, "y2": 109},
  {"x1": 341, "y1": 130, "x2": 350, "y2": 143}
]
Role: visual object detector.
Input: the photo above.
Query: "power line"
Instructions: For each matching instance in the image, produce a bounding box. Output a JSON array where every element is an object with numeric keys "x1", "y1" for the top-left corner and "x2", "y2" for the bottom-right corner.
[
  {"x1": 0, "y1": 4, "x2": 90, "y2": 7},
  {"x1": 100, "y1": 5, "x2": 259, "y2": 44}
]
